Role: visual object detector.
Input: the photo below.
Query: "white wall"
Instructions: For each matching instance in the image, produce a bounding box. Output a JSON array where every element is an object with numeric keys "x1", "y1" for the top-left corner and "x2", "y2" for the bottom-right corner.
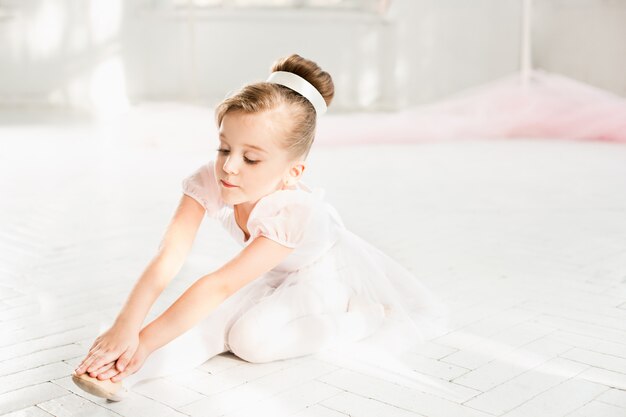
[
  {"x1": 532, "y1": 0, "x2": 626, "y2": 96},
  {"x1": 122, "y1": 5, "x2": 395, "y2": 111},
  {"x1": 387, "y1": 0, "x2": 522, "y2": 107},
  {"x1": 0, "y1": 0, "x2": 624, "y2": 113}
]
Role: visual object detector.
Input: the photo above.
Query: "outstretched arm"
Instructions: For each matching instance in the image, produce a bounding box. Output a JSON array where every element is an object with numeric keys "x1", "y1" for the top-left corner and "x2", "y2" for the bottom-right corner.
[
  {"x1": 112, "y1": 235, "x2": 294, "y2": 381},
  {"x1": 74, "y1": 194, "x2": 205, "y2": 378}
]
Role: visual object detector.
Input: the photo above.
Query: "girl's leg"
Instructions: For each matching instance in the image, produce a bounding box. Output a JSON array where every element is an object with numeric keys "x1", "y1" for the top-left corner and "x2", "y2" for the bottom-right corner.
[
  {"x1": 122, "y1": 280, "x2": 266, "y2": 389},
  {"x1": 122, "y1": 316, "x2": 229, "y2": 389},
  {"x1": 227, "y1": 280, "x2": 385, "y2": 364}
]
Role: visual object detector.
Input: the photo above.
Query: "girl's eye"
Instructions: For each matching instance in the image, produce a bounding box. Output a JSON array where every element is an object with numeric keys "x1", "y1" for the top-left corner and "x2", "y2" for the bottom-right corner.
[{"x1": 216, "y1": 148, "x2": 259, "y2": 165}]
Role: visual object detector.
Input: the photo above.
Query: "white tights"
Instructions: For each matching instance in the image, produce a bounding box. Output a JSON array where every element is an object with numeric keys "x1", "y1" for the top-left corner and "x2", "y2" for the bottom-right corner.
[{"x1": 123, "y1": 278, "x2": 384, "y2": 389}]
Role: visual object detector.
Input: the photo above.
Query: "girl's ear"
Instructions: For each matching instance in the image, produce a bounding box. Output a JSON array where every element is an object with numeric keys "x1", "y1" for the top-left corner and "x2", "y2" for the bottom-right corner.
[
  {"x1": 290, "y1": 161, "x2": 306, "y2": 179},
  {"x1": 282, "y1": 160, "x2": 306, "y2": 187}
]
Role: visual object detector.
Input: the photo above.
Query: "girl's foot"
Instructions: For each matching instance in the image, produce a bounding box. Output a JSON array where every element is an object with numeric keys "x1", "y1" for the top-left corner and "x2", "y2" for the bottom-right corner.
[
  {"x1": 71, "y1": 371, "x2": 128, "y2": 402},
  {"x1": 382, "y1": 304, "x2": 392, "y2": 317},
  {"x1": 328, "y1": 294, "x2": 387, "y2": 348},
  {"x1": 347, "y1": 294, "x2": 386, "y2": 320}
]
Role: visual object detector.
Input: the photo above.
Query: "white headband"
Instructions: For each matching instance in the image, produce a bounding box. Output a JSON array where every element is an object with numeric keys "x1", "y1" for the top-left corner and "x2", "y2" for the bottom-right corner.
[{"x1": 266, "y1": 71, "x2": 327, "y2": 116}]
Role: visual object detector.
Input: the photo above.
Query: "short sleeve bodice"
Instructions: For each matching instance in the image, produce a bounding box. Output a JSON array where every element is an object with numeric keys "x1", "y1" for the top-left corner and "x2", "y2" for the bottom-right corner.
[
  {"x1": 180, "y1": 159, "x2": 346, "y2": 272},
  {"x1": 247, "y1": 188, "x2": 338, "y2": 246},
  {"x1": 181, "y1": 160, "x2": 224, "y2": 217},
  {"x1": 245, "y1": 187, "x2": 345, "y2": 271}
]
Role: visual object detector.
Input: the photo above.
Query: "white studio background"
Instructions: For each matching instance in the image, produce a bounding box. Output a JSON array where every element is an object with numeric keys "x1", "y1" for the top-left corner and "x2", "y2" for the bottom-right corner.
[{"x1": 0, "y1": 0, "x2": 625, "y2": 114}]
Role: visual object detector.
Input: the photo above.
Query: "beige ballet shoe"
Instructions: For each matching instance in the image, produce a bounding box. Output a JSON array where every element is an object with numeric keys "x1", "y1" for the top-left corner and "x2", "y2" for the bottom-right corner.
[{"x1": 71, "y1": 371, "x2": 128, "y2": 402}]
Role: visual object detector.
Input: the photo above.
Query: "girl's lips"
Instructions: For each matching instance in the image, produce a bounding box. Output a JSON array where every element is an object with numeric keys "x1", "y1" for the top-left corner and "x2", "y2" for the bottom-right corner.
[{"x1": 221, "y1": 179, "x2": 238, "y2": 188}]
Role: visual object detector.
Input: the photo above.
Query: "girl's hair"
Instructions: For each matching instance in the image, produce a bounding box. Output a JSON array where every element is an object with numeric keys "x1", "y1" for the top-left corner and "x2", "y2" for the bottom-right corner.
[{"x1": 215, "y1": 54, "x2": 334, "y2": 161}]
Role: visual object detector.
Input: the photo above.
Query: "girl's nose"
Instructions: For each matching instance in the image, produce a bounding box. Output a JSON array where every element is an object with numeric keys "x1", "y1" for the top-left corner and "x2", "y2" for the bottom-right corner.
[{"x1": 222, "y1": 156, "x2": 238, "y2": 174}]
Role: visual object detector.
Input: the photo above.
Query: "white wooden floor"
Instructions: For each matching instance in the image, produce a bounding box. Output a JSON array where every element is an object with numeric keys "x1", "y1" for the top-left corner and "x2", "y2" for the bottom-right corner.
[{"x1": 1, "y1": 106, "x2": 626, "y2": 416}]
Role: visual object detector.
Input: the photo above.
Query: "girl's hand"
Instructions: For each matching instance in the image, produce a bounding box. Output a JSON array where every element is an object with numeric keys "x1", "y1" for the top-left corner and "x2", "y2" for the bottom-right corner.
[
  {"x1": 74, "y1": 325, "x2": 139, "y2": 377},
  {"x1": 85, "y1": 360, "x2": 118, "y2": 380},
  {"x1": 110, "y1": 339, "x2": 152, "y2": 383}
]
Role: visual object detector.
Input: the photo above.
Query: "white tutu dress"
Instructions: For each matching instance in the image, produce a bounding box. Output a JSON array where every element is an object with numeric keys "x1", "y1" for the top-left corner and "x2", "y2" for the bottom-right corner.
[{"x1": 180, "y1": 159, "x2": 450, "y2": 361}]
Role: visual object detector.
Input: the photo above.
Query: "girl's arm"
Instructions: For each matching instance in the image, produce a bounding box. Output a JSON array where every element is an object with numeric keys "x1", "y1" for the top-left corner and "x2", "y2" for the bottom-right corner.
[
  {"x1": 75, "y1": 194, "x2": 205, "y2": 376},
  {"x1": 112, "y1": 235, "x2": 294, "y2": 380}
]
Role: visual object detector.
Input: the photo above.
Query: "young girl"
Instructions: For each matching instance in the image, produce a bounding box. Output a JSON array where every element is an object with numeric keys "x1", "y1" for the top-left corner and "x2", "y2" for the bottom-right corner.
[{"x1": 71, "y1": 54, "x2": 448, "y2": 401}]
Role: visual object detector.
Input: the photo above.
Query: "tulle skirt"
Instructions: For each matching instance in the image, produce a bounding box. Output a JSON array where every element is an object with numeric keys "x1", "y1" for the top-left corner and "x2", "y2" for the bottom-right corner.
[
  {"x1": 327, "y1": 228, "x2": 450, "y2": 354},
  {"x1": 240, "y1": 226, "x2": 451, "y2": 357}
]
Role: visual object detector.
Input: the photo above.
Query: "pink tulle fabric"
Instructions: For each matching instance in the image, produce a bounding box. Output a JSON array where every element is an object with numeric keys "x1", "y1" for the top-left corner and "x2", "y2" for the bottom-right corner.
[{"x1": 316, "y1": 70, "x2": 626, "y2": 144}]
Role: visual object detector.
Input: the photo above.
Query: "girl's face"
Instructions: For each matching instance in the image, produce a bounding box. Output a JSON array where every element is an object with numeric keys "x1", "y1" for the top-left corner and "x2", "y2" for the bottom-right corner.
[{"x1": 214, "y1": 110, "x2": 305, "y2": 206}]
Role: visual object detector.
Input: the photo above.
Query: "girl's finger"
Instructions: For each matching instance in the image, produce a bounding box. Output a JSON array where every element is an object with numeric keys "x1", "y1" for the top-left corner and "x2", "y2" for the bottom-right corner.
[
  {"x1": 74, "y1": 360, "x2": 86, "y2": 374},
  {"x1": 75, "y1": 339, "x2": 105, "y2": 374},
  {"x1": 76, "y1": 350, "x2": 95, "y2": 370},
  {"x1": 83, "y1": 351, "x2": 106, "y2": 373},
  {"x1": 97, "y1": 367, "x2": 120, "y2": 380},
  {"x1": 115, "y1": 348, "x2": 134, "y2": 372},
  {"x1": 84, "y1": 343, "x2": 102, "y2": 358},
  {"x1": 89, "y1": 361, "x2": 115, "y2": 377},
  {"x1": 75, "y1": 351, "x2": 99, "y2": 374},
  {"x1": 111, "y1": 364, "x2": 134, "y2": 382},
  {"x1": 87, "y1": 354, "x2": 114, "y2": 374}
]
